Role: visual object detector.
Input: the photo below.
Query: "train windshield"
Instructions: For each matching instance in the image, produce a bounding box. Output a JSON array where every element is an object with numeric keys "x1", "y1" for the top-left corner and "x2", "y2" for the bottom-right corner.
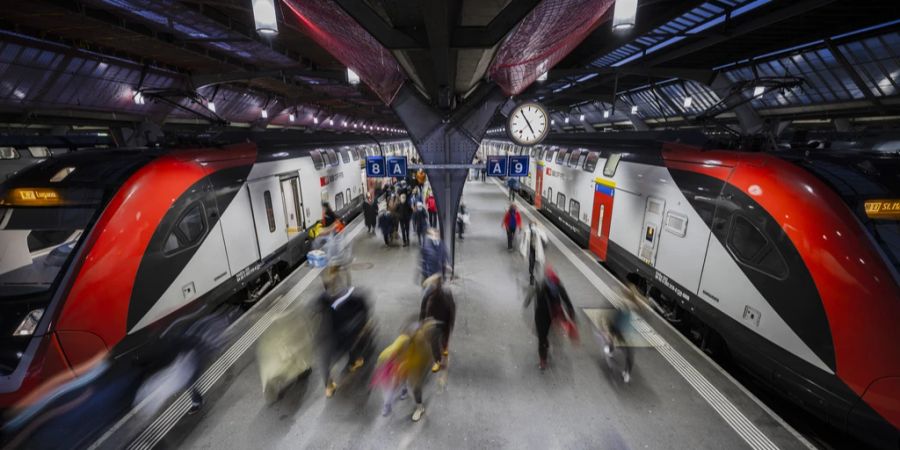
[{"x1": 0, "y1": 206, "x2": 96, "y2": 298}]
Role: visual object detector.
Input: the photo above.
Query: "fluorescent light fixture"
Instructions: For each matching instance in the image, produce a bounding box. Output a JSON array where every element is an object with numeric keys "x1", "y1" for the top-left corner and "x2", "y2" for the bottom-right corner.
[
  {"x1": 630, "y1": 105, "x2": 638, "y2": 114},
  {"x1": 683, "y1": 96, "x2": 692, "y2": 108},
  {"x1": 289, "y1": 113, "x2": 295, "y2": 122},
  {"x1": 353, "y1": 123, "x2": 358, "y2": 129},
  {"x1": 261, "y1": 109, "x2": 268, "y2": 119},
  {"x1": 753, "y1": 85, "x2": 766, "y2": 97},
  {"x1": 612, "y1": 0, "x2": 638, "y2": 31},
  {"x1": 313, "y1": 117, "x2": 319, "y2": 124},
  {"x1": 342, "y1": 121, "x2": 347, "y2": 127},
  {"x1": 603, "y1": 110, "x2": 610, "y2": 118},
  {"x1": 551, "y1": 119, "x2": 555, "y2": 125},
  {"x1": 347, "y1": 68, "x2": 360, "y2": 86},
  {"x1": 329, "y1": 119, "x2": 334, "y2": 125},
  {"x1": 252, "y1": 0, "x2": 278, "y2": 35},
  {"x1": 207, "y1": 101, "x2": 216, "y2": 113},
  {"x1": 537, "y1": 71, "x2": 548, "y2": 82},
  {"x1": 579, "y1": 114, "x2": 585, "y2": 121},
  {"x1": 564, "y1": 117, "x2": 570, "y2": 124},
  {"x1": 133, "y1": 91, "x2": 144, "y2": 105}
]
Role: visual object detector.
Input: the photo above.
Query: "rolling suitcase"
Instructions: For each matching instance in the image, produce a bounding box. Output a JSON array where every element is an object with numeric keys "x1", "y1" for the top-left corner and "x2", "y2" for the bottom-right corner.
[{"x1": 255, "y1": 306, "x2": 316, "y2": 403}]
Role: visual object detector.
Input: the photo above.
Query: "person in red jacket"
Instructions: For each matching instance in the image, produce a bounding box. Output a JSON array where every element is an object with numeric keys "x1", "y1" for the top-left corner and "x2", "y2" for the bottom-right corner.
[
  {"x1": 426, "y1": 193, "x2": 438, "y2": 228},
  {"x1": 501, "y1": 203, "x2": 521, "y2": 250}
]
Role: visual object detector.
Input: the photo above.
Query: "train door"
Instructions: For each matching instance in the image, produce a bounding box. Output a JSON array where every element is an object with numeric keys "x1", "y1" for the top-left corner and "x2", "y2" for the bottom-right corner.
[
  {"x1": 535, "y1": 162, "x2": 544, "y2": 208},
  {"x1": 589, "y1": 178, "x2": 615, "y2": 260},
  {"x1": 638, "y1": 196, "x2": 665, "y2": 266},
  {"x1": 280, "y1": 176, "x2": 303, "y2": 237}
]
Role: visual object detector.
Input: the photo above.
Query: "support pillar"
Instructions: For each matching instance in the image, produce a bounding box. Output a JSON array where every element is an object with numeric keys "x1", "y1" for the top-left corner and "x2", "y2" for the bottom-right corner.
[{"x1": 390, "y1": 83, "x2": 507, "y2": 269}]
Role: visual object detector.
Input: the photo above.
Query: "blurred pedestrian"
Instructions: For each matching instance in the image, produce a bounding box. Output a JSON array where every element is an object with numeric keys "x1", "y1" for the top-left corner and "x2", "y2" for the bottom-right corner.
[
  {"x1": 363, "y1": 195, "x2": 378, "y2": 234},
  {"x1": 322, "y1": 201, "x2": 338, "y2": 227},
  {"x1": 506, "y1": 177, "x2": 518, "y2": 202},
  {"x1": 420, "y1": 228, "x2": 449, "y2": 281},
  {"x1": 420, "y1": 275, "x2": 456, "y2": 373},
  {"x1": 373, "y1": 319, "x2": 437, "y2": 421},
  {"x1": 520, "y1": 221, "x2": 548, "y2": 285},
  {"x1": 426, "y1": 193, "x2": 438, "y2": 228},
  {"x1": 398, "y1": 193, "x2": 413, "y2": 247},
  {"x1": 502, "y1": 203, "x2": 521, "y2": 250},
  {"x1": 524, "y1": 266, "x2": 577, "y2": 370},
  {"x1": 599, "y1": 283, "x2": 645, "y2": 383},
  {"x1": 316, "y1": 276, "x2": 373, "y2": 398},
  {"x1": 413, "y1": 202, "x2": 428, "y2": 246},
  {"x1": 415, "y1": 168, "x2": 427, "y2": 188},
  {"x1": 378, "y1": 210, "x2": 395, "y2": 247},
  {"x1": 456, "y1": 203, "x2": 469, "y2": 240}
]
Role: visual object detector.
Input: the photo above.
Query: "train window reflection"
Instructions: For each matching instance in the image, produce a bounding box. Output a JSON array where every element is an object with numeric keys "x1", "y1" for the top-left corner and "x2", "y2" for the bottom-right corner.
[
  {"x1": 603, "y1": 153, "x2": 622, "y2": 177},
  {"x1": 164, "y1": 203, "x2": 207, "y2": 254},
  {"x1": 264, "y1": 191, "x2": 276, "y2": 233}
]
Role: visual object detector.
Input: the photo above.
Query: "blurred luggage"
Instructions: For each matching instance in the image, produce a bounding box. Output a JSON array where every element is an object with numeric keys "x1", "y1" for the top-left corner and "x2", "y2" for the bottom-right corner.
[
  {"x1": 256, "y1": 306, "x2": 316, "y2": 403},
  {"x1": 307, "y1": 249, "x2": 327, "y2": 268}
]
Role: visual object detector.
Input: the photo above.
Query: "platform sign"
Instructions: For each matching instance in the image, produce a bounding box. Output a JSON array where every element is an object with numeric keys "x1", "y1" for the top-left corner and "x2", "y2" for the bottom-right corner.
[
  {"x1": 486, "y1": 155, "x2": 508, "y2": 177},
  {"x1": 366, "y1": 156, "x2": 386, "y2": 178},
  {"x1": 508, "y1": 155, "x2": 529, "y2": 177},
  {"x1": 386, "y1": 156, "x2": 407, "y2": 178}
]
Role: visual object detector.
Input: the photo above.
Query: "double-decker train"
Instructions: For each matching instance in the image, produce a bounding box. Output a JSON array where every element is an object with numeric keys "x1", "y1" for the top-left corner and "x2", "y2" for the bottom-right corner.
[
  {"x1": 0, "y1": 134, "x2": 413, "y2": 409},
  {"x1": 483, "y1": 132, "x2": 899, "y2": 448}
]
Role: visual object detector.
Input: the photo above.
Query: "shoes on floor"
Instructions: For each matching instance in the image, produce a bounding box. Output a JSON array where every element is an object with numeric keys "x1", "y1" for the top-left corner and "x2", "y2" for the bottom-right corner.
[
  {"x1": 539, "y1": 359, "x2": 548, "y2": 370},
  {"x1": 381, "y1": 403, "x2": 392, "y2": 417},
  {"x1": 349, "y1": 358, "x2": 365, "y2": 373},
  {"x1": 603, "y1": 345, "x2": 611, "y2": 355},
  {"x1": 431, "y1": 362, "x2": 441, "y2": 373},
  {"x1": 188, "y1": 388, "x2": 203, "y2": 415},
  {"x1": 399, "y1": 387, "x2": 408, "y2": 400},
  {"x1": 623, "y1": 371, "x2": 631, "y2": 383},
  {"x1": 325, "y1": 381, "x2": 337, "y2": 398},
  {"x1": 412, "y1": 404, "x2": 425, "y2": 422},
  {"x1": 442, "y1": 349, "x2": 448, "y2": 357}
]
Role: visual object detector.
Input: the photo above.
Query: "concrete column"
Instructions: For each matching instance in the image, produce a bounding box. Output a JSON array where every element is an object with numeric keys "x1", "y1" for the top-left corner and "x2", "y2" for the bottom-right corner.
[{"x1": 710, "y1": 73, "x2": 763, "y2": 135}]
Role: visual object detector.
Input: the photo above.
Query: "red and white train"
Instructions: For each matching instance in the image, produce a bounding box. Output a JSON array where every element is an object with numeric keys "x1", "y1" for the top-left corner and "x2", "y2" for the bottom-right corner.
[
  {"x1": 484, "y1": 132, "x2": 899, "y2": 447},
  {"x1": 0, "y1": 135, "x2": 411, "y2": 409}
]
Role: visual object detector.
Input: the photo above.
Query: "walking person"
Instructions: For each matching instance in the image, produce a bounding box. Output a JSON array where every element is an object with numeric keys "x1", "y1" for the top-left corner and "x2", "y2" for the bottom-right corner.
[
  {"x1": 413, "y1": 202, "x2": 428, "y2": 246},
  {"x1": 378, "y1": 210, "x2": 396, "y2": 247},
  {"x1": 420, "y1": 228, "x2": 450, "y2": 282},
  {"x1": 315, "y1": 274, "x2": 373, "y2": 398},
  {"x1": 373, "y1": 319, "x2": 437, "y2": 421},
  {"x1": 322, "y1": 201, "x2": 339, "y2": 227},
  {"x1": 426, "y1": 193, "x2": 438, "y2": 228},
  {"x1": 502, "y1": 203, "x2": 521, "y2": 250},
  {"x1": 524, "y1": 266, "x2": 577, "y2": 370},
  {"x1": 506, "y1": 177, "x2": 518, "y2": 202},
  {"x1": 520, "y1": 222, "x2": 548, "y2": 285},
  {"x1": 363, "y1": 195, "x2": 378, "y2": 234},
  {"x1": 420, "y1": 275, "x2": 456, "y2": 373},
  {"x1": 456, "y1": 202, "x2": 469, "y2": 240},
  {"x1": 399, "y1": 193, "x2": 413, "y2": 247}
]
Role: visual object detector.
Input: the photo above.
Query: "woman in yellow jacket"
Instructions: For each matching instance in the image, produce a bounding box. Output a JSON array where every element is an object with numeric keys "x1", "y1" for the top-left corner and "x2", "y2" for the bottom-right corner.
[{"x1": 374, "y1": 319, "x2": 436, "y2": 421}]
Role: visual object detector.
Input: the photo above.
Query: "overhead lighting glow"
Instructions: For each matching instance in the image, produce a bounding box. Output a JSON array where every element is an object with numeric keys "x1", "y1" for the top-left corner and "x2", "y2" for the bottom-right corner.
[
  {"x1": 347, "y1": 68, "x2": 360, "y2": 86},
  {"x1": 313, "y1": 117, "x2": 319, "y2": 124},
  {"x1": 683, "y1": 96, "x2": 692, "y2": 108},
  {"x1": 342, "y1": 121, "x2": 347, "y2": 127},
  {"x1": 329, "y1": 119, "x2": 334, "y2": 125},
  {"x1": 289, "y1": 113, "x2": 295, "y2": 122},
  {"x1": 260, "y1": 109, "x2": 268, "y2": 119},
  {"x1": 252, "y1": 0, "x2": 278, "y2": 35},
  {"x1": 551, "y1": 119, "x2": 555, "y2": 125},
  {"x1": 564, "y1": 117, "x2": 570, "y2": 124},
  {"x1": 353, "y1": 123, "x2": 358, "y2": 129},
  {"x1": 579, "y1": 114, "x2": 585, "y2": 121},
  {"x1": 612, "y1": 0, "x2": 638, "y2": 31},
  {"x1": 603, "y1": 110, "x2": 610, "y2": 119},
  {"x1": 630, "y1": 105, "x2": 638, "y2": 114},
  {"x1": 207, "y1": 101, "x2": 216, "y2": 113},
  {"x1": 133, "y1": 91, "x2": 144, "y2": 105},
  {"x1": 537, "y1": 71, "x2": 548, "y2": 82},
  {"x1": 753, "y1": 85, "x2": 766, "y2": 97}
]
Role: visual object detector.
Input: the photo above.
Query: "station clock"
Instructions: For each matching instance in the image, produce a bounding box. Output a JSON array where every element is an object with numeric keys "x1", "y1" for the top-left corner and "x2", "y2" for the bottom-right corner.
[{"x1": 507, "y1": 101, "x2": 550, "y2": 146}]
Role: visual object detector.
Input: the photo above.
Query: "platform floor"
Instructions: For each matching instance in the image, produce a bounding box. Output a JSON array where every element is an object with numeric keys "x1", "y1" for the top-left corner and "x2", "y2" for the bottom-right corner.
[{"x1": 134, "y1": 181, "x2": 812, "y2": 450}]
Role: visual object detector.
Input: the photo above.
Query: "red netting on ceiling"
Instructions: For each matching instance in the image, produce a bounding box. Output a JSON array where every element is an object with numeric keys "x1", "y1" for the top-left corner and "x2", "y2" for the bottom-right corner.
[
  {"x1": 282, "y1": 0, "x2": 406, "y2": 105},
  {"x1": 488, "y1": 0, "x2": 614, "y2": 96}
]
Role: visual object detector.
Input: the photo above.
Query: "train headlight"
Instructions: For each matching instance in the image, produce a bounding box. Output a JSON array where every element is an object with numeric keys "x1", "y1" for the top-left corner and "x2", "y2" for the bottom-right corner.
[{"x1": 13, "y1": 309, "x2": 44, "y2": 336}]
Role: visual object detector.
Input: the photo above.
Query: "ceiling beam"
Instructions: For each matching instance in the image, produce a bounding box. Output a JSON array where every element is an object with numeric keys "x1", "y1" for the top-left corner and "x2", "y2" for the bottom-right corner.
[
  {"x1": 332, "y1": 0, "x2": 425, "y2": 50},
  {"x1": 450, "y1": 0, "x2": 541, "y2": 48},
  {"x1": 192, "y1": 68, "x2": 346, "y2": 87}
]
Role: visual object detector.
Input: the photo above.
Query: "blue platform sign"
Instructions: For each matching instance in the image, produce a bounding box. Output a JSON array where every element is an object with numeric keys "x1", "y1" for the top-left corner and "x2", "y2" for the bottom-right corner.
[
  {"x1": 366, "y1": 156, "x2": 386, "y2": 178},
  {"x1": 386, "y1": 156, "x2": 408, "y2": 178},
  {"x1": 508, "y1": 155, "x2": 529, "y2": 177},
  {"x1": 486, "y1": 155, "x2": 508, "y2": 177}
]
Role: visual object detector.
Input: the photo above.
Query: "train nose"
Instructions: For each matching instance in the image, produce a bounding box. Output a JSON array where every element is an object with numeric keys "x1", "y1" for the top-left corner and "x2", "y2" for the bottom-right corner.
[{"x1": 0, "y1": 334, "x2": 74, "y2": 410}]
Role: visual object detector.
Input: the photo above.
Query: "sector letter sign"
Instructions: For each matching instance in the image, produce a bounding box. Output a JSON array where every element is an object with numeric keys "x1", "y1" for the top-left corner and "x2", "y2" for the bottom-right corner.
[
  {"x1": 366, "y1": 156, "x2": 386, "y2": 177},
  {"x1": 486, "y1": 155, "x2": 508, "y2": 177},
  {"x1": 386, "y1": 156, "x2": 408, "y2": 177},
  {"x1": 508, "y1": 155, "x2": 529, "y2": 177}
]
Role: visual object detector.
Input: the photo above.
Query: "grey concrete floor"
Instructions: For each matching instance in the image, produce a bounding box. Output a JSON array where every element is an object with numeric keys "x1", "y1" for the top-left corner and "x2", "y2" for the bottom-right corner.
[{"x1": 168, "y1": 181, "x2": 805, "y2": 450}]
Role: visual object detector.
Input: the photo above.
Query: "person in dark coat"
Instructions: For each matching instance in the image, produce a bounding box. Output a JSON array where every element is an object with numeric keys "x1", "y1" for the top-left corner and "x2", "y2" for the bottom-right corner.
[
  {"x1": 322, "y1": 202, "x2": 338, "y2": 227},
  {"x1": 524, "y1": 266, "x2": 576, "y2": 370},
  {"x1": 398, "y1": 193, "x2": 413, "y2": 247},
  {"x1": 420, "y1": 228, "x2": 449, "y2": 281},
  {"x1": 502, "y1": 203, "x2": 522, "y2": 250},
  {"x1": 412, "y1": 202, "x2": 428, "y2": 246},
  {"x1": 378, "y1": 210, "x2": 395, "y2": 247},
  {"x1": 363, "y1": 196, "x2": 378, "y2": 234},
  {"x1": 315, "y1": 278, "x2": 372, "y2": 398},
  {"x1": 420, "y1": 275, "x2": 456, "y2": 372}
]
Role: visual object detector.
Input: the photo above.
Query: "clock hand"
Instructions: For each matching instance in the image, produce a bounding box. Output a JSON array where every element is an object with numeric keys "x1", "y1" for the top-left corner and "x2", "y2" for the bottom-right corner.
[{"x1": 522, "y1": 113, "x2": 536, "y2": 135}]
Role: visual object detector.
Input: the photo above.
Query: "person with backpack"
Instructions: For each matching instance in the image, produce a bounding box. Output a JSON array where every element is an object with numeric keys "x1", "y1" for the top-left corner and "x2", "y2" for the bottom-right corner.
[
  {"x1": 419, "y1": 275, "x2": 456, "y2": 373},
  {"x1": 501, "y1": 203, "x2": 521, "y2": 250},
  {"x1": 315, "y1": 275, "x2": 373, "y2": 398},
  {"x1": 524, "y1": 266, "x2": 577, "y2": 370},
  {"x1": 426, "y1": 193, "x2": 438, "y2": 228}
]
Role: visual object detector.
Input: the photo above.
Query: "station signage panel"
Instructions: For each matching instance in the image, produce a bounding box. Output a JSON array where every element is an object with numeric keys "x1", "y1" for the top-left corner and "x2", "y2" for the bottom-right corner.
[
  {"x1": 386, "y1": 156, "x2": 408, "y2": 178},
  {"x1": 486, "y1": 155, "x2": 508, "y2": 177},
  {"x1": 508, "y1": 155, "x2": 529, "y2": 177},
  {"x1": 366, "y1": 156, "x2": 386, "y2": 178}
]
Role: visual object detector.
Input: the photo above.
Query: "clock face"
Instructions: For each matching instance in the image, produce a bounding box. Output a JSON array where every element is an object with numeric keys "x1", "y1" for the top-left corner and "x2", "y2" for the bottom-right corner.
[{"x1": 507, "y1": 102, "x2": 549, "y2": 146}]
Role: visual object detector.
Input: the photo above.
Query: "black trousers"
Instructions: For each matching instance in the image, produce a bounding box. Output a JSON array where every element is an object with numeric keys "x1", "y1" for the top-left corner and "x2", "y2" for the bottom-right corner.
[
  {"x1": 400, "y1": 220, "x2": 411, "y2": 244},
  {"x1": 430, "y1": 323, "x2": 452, "y2": 362},
  {"x1": 428, "y1": 211, "x2": 437, "y2": 228},
  {"x1": 507, "y1": 229, "x2": 516, "y2": 249},
  {"x1": 528, "y1": 247, "x2": 536, "y2": 284},
  {"x1": 536, "y1": 312, "x2": 551, "y2": 361}
]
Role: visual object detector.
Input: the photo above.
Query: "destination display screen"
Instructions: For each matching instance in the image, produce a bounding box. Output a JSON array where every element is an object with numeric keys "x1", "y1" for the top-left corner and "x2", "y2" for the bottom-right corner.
[{"x1": 864, "y1": 199, "x2": 900, "y2": 220}]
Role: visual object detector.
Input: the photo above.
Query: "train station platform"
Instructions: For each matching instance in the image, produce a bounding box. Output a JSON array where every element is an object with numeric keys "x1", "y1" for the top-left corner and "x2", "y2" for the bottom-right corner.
[{"x1": 104, "y1": 181, "x2": 815, "y2": 450}]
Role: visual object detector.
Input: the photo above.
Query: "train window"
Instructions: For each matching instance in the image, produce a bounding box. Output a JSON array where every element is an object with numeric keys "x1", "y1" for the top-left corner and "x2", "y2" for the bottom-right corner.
[
  {"x1": 351, "y1": 148, "x2": 360, "y2": 161},
  {"x1": 569, "y1": 199, "x2": 580, "y2": 218},
  {"x1": 548, "y1": 150, "x2": 558, "y2": 162},
  {"x1": 547, "y1": 187, "x2": 553, "y2": 204},
  {"x1": 556, "y1": 149, "x2": 568, "y2": 164},
  {"x1": 0, "y1": 147, "x2": 19, "y2": 159},
  {"x1": 346, "y1": 188, "x2": 351, "y2": 202},
  {"x1": 603, "y1": 153, "x2": 622, "y2": 177},
  {"x1": 27, "y1": 147, "x2": 51, "y2": 158},
  {"x1": 575, "y1": 150, "x2": 587, "y2": 168},
  {"x1": 164, "y1": 203, "x2": 207, "y2": 254},
  {"x1": 335, "y1": 192, "x2": 344, "y2": 210},
  {"x1": 311, "y1": 151, "x2": 325, "y2": 170},
  {"x1": 325, "y1": 149, "x2": 338, "y2": 166},
  {"x1": 664, "y1": 211, "x2": 688, "y2": 237},
  {"x1": 727, "y1": 215, "x2": 788, "y2": 278},
  {"x1": 264, "y1": 191, "x2": 276, "y2": 233},
  {"x1": 557, "y1": 193, "x2": 566, "y2": 209},
  {"x1": 340, "y1": 149, "x2": 351, "y2": 164},
  {"x1": 584, "y1": 151, "x2": 600, "y2": 172}
]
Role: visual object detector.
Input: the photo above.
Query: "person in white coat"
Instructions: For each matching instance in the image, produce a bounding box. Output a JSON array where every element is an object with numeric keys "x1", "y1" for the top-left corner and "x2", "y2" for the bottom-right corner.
[{"x1": 520, "y1": 221, "x2": 548, "y2": 286}]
